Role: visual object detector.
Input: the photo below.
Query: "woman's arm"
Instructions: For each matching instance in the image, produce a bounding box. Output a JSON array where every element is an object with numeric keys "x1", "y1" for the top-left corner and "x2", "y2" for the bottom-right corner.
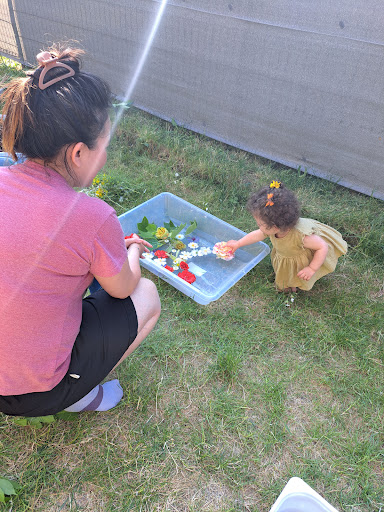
[
  {"x1": 297, "y1": 234, "x2": 328, "y2": 281},
  {"x1": 225, "y1": 229, "x2": 266, "y2": 252},
  {"x1": 94, "y1": 236, "x2": 151, "y2": 299}
]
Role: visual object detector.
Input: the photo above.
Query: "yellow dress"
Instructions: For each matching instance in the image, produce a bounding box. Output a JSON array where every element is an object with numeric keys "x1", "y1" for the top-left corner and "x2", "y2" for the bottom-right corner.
[{"x1": 270, "y1": 218, "x2": 348, "y2": 291}]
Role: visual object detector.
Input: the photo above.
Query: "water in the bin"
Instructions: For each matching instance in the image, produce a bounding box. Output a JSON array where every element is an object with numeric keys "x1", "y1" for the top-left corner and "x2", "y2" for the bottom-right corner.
[
  {"x1": 275, "y1": 495, "x2": 336, "y2": 512},
  {"x1": 151, "y1": 218, "x2": 264, "y2": 298},
  {"x1": 119, "y1": 193, "x2": 270, "y2": 303}
]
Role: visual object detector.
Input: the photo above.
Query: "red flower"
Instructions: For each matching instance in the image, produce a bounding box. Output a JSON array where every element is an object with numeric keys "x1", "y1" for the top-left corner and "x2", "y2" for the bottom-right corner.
[
  {"x1": 180, "y1": 261, "x2": 189, "y2": 270},
  {"x1": 164, "y1": 265, "x2": 174, "y2": 272},
  {"x1": 125, "y1": 233, "x2": 135, "y2": 239},
  {"x1": 178, "y1": 270, "x2": 196, "y2": 284},
  {"x1": 154, "y1": 250, "x2": 168, "y2": 258}
]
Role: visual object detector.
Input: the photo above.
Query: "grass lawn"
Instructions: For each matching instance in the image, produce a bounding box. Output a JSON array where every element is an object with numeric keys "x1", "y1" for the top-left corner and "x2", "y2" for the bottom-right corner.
[{"x1": 1, "y1": 62, "x2": 383, "y2": 511}]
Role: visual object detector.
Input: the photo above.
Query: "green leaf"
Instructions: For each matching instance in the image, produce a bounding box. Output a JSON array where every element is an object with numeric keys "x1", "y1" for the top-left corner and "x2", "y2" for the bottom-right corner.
[
  {"x1": 147, "y1": 223, "x2": 157, "y2": 233},
  {"x1": 55, "y1": 411, "x2": 78, "y2": 421},
  {"x1": 137, "y1": 232, "x2": 157, "y2": 244},
  {"x1": 171, "y1": 118, "x2": 178, "y2": 128},
  {"x1": 37, "y1": 415, "x2": 55, "y2": 424},
  {"x1": 13, "y1": 415, "x2": 55, "y2": 427},
  {"x1": 0, "y1": 479, "x2": 16, "y2": 496},
  {"x1": 164, "y1": 220, "x2": 176, "y2": 231},
  {"x1": 185, "y1": 221, "x2": 197, "y2": 236},
  {"x1": 28, "y1": 418, "x2": 43, "y2": 428},
  {"x1": 0, "y1": 488, "x2": 5, "y2": 503},
  {"x1": 169, "y1": 223, "x2": 186, "y2": 239},
  {"x1": 137, "y1": 216, "x2": 149, "y2": 231},
  {"x1": 13, "y1": 418, "x2": 28, "y2": 426}
]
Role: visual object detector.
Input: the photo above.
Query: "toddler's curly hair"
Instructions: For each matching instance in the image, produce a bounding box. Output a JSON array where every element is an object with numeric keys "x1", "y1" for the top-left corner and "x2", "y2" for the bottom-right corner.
[{"x1": 247, "y1": 183, "x2": 300, "y2": 230}]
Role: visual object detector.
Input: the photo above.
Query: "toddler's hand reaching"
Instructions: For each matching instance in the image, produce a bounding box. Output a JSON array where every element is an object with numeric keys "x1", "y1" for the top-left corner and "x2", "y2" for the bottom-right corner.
[
  {"x1": 297, "y1": 266, "x2": 316, "y2": 281},
  {"x1": 224, "y1": 240, "x2": 240, "y2": 252}
]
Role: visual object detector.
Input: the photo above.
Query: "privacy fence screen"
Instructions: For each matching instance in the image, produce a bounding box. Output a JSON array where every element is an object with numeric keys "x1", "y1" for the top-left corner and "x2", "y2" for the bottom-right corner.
[{"x1": 1, "y1": 0, "x2": 383, "y2": 199}]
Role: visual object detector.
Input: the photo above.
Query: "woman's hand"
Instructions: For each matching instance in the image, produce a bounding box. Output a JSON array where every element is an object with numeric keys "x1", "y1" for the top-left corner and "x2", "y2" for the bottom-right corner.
[
  {"x1": 297, "y1": 266, "x2": 316, "y2": 281},
  {"x1": 125, "y1": 234, "x2": 152, "y2": 258}
]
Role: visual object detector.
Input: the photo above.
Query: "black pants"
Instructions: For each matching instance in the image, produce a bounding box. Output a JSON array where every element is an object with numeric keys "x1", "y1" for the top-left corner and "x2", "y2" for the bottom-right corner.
[{"x1": 0, "y1": 290, "x2": 138, "y2": 416}]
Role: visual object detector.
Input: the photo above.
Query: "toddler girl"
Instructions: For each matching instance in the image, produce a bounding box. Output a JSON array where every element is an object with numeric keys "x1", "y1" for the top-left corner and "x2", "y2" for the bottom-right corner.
[
  {"x1": 225, "y1": 181, "x2": 348, "y2": 292},
  {"x1": 0, "y1": 46, "x2": 160, "y2": 416}
]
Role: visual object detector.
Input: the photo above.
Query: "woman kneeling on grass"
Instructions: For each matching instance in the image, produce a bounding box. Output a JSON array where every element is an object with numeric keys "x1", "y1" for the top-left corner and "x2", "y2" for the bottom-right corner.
[{"x1": 0, "y1": 46, "x2": 161, "y2": 416}]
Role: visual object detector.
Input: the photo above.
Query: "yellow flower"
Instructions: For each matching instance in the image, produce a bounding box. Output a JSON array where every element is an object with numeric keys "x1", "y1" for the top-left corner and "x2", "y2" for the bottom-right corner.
[
  {"x1": 95, "y1": 187, "x2": 106, "y2": 198},
  {"x1": 156, "y1": 227, "x2": 170, "y2": 240},
  {"x1": 174, "y1": 241, "x2": 186, "y2": 250},
  {"x1": 270, "y1": 180, "x2": 281, "y2": 189}
]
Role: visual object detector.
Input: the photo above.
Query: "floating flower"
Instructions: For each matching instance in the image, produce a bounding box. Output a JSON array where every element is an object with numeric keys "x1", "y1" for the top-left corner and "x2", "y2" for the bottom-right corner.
[
  {"x1": 200, "y1": 247, "x2": 211, "y2": 255},
  {"x1": 178, "y1": 270, "x2": 196, "y2": 284},
  {"x1": 212, "y1": 242, "x2": 235, "y2": 261},
  {"x1": 164, "y1": 265, "x2": 174, "y2": 272},
  {"x1": 153, "y1": 258, "x2": 167, "y2": 266},
  {"x1": 188, "y1": 242, "x2": 199, "y2": 249},
  {"x1": 156, "y1": 227, "x2": 170, "y2": 240},
  {"x1": 174, "y1": 258, "x2": 182, "y2": 266},
  {"x1": 174, "y1": 241, "x2": 186, "y2": 250},
  {"x1": 180, "y1": 261, "x2": 189, "y2": 270},
  {"x1": 154, "y1": 250, "x2": 168, "y2": 258},
  {"x1": 179, "y1": 251, "x2": 190, "y2": 260},
  {"x1": 190, "y1": 250, "x2": 198, "y2": 257},
  {"x1": 270, "y1": 180, "x2": 281, "y2": 189},
  {"x1": 172, "y1": 265, "x2": 179, "y2": 271},
  {"x1": 175, "y1": 234, "x2": 185, "y2": 240},
  {"x1": 142, "y1": 252, "x2": 154, "y2": 259}
]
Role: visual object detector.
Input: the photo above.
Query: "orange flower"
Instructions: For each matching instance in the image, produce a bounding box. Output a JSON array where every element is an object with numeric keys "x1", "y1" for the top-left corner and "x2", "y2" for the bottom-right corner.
[
  {"x1": 270, "y1": 180, "x2": 281, "y2": 189},
  {"x1": 265, "y1": 192, "x2": 274, "y2": 206}
]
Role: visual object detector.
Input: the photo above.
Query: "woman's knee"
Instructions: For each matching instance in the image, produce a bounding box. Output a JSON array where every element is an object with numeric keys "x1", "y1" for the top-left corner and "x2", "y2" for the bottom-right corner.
[{"x1": 131, "y1": 277, "x2": 161, "y2": 319}]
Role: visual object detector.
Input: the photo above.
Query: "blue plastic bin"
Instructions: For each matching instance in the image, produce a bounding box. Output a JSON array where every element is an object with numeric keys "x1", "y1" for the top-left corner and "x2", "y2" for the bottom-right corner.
[
  {"x1": 118, "y1": 192, "x2": 270, "y2": 305},
  {"x1": 269, "y1": 477, "x2": 339, "y2": 512},
  {"x1": 0, "y1": 152, "x2": 25, "y2": 166}
]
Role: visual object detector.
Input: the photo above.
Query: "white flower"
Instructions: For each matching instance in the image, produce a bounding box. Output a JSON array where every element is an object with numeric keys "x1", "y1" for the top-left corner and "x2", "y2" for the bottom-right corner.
[
  {"x1": 175, "y1": 172, "x2": 179, "y2": 177},
  {"x1": 179, "y1": 251, "x2": 190, "y2": 260},
  {"x1": 190, "y1": 250, "x2": 198, "y2": 258},
  {"x1": 197, "y1": 250, "x2": 204, "y2": 257},
  {"x1": 175, "y1": 234, "x2": 185, "y2": 240},
  {"x1": 171, "y1": 249, "x2": 177, "y2": 253},
  {"x1": 172, "y1": 265, "x2": 179, "y2": 271},
  {"x1": 143, "y1": 252, "x2": 154, "y2": 259},
  {"x1": 153, "y1": 258, "x2": 167, "y2": 266},
  {"x1": 188, "y1": 242, "x2": 199, "y2": 249},
  {"x1": 174, "y1": 258, "x2": 182, "y2": 265},
  {"x1": 200, "y1": 247, "x2": 211, "y2": 255}
]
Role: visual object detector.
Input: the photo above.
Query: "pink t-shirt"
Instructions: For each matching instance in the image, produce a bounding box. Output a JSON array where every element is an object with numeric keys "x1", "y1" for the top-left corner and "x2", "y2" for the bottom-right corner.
[{"x1": 0, "y1": 161, "x2": 128, "y2": 395}]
